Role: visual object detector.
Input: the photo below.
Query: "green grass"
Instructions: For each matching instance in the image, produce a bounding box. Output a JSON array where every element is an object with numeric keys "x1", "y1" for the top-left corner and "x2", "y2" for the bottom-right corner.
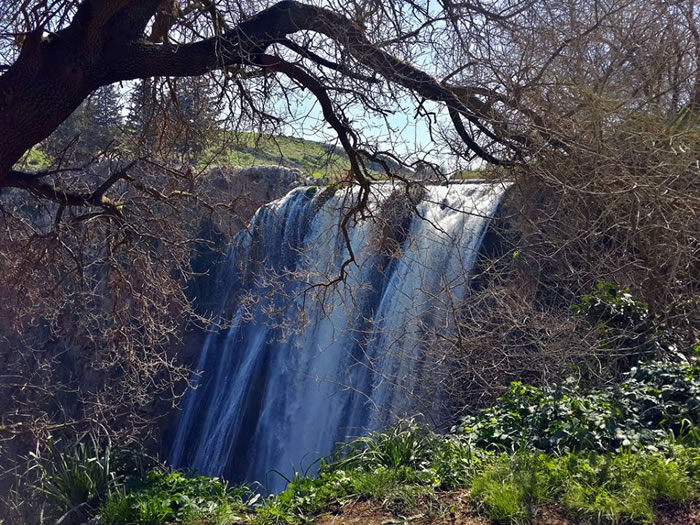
[
  {"x1": 470, "y1": 447, "x2": 699, "y2": 524},
  {"x1": 560, "y1": 448, "x2": 698, "y2": 523},
  {"x1": 471, "y1": 454, "x2": 553, "y2": 523},
  {"x1": 13, "y1": 147, "x2": 53, "y2": 170},
  {"x1": 199, "y1": 132, "x2": 350, "y2": 176}
]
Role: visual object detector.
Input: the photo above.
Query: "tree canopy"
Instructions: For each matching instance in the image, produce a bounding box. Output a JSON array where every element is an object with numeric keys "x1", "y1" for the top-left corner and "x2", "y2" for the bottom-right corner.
[{"x1": 0, "y1": 1, "x2": 697, "y2": 203}]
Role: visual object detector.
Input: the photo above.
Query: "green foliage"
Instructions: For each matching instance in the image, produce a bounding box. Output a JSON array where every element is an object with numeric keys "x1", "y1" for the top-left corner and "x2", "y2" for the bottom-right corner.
[
  {"x1": 455, "y1": 359, "x2": 700, "y2": 453},
  {"x1": 255, "y1": 465, "x2": 437, "y2": 523},
  {"x1": 471, "y1": 447, "x2": 699, "y2": 524},
  {"x1": 29, "y1": 432, "x2": 128, "y2": 525},
  {"x1": 574, "y1": 282, "x2": 649, "y2": 327},
  {"x1": 255, "y1": 471, "x2": 348, "y2": 524},
  {"x1": 93, "y1": 406, "x2": 700, "y2": 525},
  {"x1": 471, "y1": 453, "x2": 553, "y2": 523},
  {"x1": 100, "y1": 470, "x2": 249, "y2": 525},
  {"x1": 254, "y1": 413, "x2": 700, "y2": 524},
  {"x1": 560, "y1": 447, "x2": 698, "y2": 523},
  {"x1": 90, "y1": 361, "x2": 700, "y2": 524},
  {"x1": 326, "y1": 419, "x2": 484, "y2": 490},
  {"x1": 254, "y1": 420, "x2": 480, "y2": 523},
  {"x1": 13, "y1": 147, "x2": 52, "y2": 169},
  {"x1": 200, "y1": 132, "x2": 351, "y2": 176},
  {"x1": 330, "y1": 419, "x2": 437, "y2": 471},
  {"x1": 574, "y1": 282, "x2": 683, "y2": 364},
  {"x1": 429, "y1": 435, "x2": 483, "y2": 489}
]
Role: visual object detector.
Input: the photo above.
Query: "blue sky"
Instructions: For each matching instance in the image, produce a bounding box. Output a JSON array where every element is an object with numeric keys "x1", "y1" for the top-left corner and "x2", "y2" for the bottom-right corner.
[{"x1": 274, "y1": 86, "x2": 456, "y2": 169}]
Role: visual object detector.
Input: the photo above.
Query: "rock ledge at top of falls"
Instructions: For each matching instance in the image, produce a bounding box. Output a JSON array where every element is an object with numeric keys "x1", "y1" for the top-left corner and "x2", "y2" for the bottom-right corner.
[
  {"x1": 206, "y1": 165, "x2": 303, "y2": 195},
  {"x1": 196, "y1": 165, "x2": 306, "y2": 240}
]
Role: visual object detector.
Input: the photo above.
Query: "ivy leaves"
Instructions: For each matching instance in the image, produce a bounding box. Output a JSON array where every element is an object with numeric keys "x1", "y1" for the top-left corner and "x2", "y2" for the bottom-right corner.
[{"x1": 455, "y1": 360, "x2": 700, "y2": 453}]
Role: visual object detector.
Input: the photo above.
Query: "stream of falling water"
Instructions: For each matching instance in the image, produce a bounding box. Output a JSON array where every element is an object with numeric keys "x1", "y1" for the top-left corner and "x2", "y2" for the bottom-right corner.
[{"x1": 169, "y1": 182, "x2": 509, "y2": 491}]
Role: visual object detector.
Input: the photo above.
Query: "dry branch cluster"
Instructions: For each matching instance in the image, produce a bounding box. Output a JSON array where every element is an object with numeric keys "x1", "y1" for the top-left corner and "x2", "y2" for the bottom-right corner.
[{"x1": 443, "y1": 104, "x2": 700, "y2": 409}]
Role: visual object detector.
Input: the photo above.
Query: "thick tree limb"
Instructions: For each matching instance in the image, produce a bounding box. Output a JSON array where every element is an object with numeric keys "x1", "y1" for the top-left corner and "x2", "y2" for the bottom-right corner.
[
  {"x1": 258, "y1": 54, "x2": 371, "y2": 275},
  {"x1": 4, "y1": 163, "x2": 134, "y2": 215},
  {"x1": 0, "y1": 0, "x2": 524, "y2": 184}
]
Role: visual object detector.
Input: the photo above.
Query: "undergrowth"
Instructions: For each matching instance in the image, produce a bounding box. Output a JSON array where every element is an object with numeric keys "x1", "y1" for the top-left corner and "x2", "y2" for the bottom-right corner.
[
  {"x1": 33, "y1": 359, "x2": 698, "y2": 524},
  {"x1": 455, "y1": 283, "x2": 700, "y2": 455},
  {"x1": 26, "y1": 432, "x2": 136, "y2": 525},
  {"x1": 471, "y1": 446, "x2": 699, "y2": 524},
  {"x1": 100, "y1": 471, "x2": 250, "y2": 525},
  {"x1": 455, "y1": 359, "x2": 700, "y2": 453},
  {"x1": 250, "y1": 412, "x2": 699, "y2": 524}
]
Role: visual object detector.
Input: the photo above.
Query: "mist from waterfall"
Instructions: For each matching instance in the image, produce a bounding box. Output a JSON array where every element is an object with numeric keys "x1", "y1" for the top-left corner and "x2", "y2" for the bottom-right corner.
[{"x1": 169, "y1": 182, "x2": 509, "y2": 492}]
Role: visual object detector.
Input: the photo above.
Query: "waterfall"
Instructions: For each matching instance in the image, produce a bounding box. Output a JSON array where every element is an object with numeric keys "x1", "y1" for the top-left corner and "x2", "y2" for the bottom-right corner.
[{"x1": 169, "y1": 182, "x2": 509, "y2": 491}]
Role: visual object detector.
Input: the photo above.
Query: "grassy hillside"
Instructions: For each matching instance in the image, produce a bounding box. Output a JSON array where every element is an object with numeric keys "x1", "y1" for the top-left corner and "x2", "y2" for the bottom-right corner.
[
  {"x1": 14, "y1": 132, "x2": 352, "y2": 177},
  {"x1": 17, "y1": 131, "x2": 405, "y2": 180},
  {"x1": 200, "y1": 133, "x2": 351, "y2": 177}
]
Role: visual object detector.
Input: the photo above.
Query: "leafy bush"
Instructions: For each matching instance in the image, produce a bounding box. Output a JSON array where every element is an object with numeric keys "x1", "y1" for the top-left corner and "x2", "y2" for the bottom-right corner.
[
  {"x1": 574, "y1": 282, "x2": 650, "y2": 329},
  {"x1": 455, "y1": 359, "x2": 700, "y2": 453},
  {"x1": 100, "y1": 471, "x2": 249, "y2": 525}
]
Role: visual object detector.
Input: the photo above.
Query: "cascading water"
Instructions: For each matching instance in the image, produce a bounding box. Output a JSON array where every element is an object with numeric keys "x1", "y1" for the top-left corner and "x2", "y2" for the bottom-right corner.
[{"x1": 169, "y1": 182, "x2": 509, "y2": 491}]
